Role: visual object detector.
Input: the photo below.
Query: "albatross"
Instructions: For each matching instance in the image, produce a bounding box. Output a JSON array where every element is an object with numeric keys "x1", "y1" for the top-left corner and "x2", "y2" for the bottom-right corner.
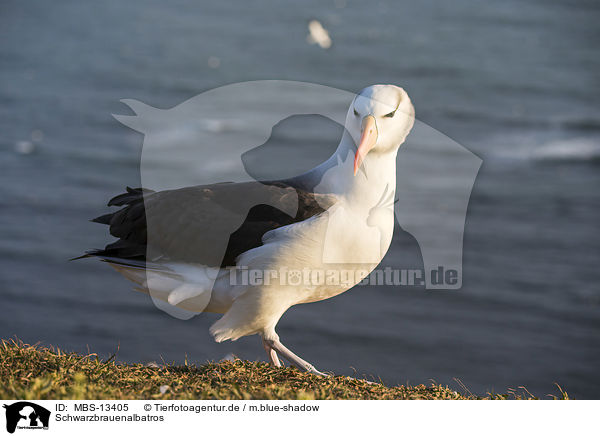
[{"x1": 81, "y1": 84, "x2": 415, "y2": 375}]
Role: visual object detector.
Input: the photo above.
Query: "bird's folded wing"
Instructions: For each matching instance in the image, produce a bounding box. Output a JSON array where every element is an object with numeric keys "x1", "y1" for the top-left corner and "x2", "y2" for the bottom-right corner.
[{"x1": 85, "y1": 181, "x2": 338, "y2": 268}]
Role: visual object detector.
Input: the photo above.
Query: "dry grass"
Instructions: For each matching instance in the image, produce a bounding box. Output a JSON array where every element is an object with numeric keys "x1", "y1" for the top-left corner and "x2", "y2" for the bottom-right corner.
[{"x1": 0, "y1": 339, "x2": 566, "y2": 400}]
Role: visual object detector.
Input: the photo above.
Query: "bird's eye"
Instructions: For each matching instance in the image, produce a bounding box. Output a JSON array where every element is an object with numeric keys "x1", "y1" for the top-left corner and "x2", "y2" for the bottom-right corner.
[
  {"x1": 353, "y1": 108, "x2": 359, "y2": 117},
  {"x1": 383, "y1": 110, "x2": 396, "y2": 118}
]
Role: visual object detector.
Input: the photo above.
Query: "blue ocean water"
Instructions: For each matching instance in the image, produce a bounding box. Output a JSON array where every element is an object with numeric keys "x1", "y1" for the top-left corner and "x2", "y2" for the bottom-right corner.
[{"x1": 1, "y1": 0, "x2": 599, "y2": 398}]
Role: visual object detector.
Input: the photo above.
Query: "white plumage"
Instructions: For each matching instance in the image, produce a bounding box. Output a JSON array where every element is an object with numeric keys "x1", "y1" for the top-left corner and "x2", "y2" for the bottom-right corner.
[{"x1": 88, "y1": 84, "x2": 415, "y2": 375}]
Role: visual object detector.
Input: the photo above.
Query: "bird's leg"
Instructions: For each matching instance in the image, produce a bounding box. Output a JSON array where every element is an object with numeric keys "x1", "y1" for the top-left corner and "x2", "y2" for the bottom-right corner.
[
  {"x1": 262, "y1": 338, "x2": 281, "y2": 367},
  {"x1": 264, "y1": 338, "x2": 328, "y2": 377}
]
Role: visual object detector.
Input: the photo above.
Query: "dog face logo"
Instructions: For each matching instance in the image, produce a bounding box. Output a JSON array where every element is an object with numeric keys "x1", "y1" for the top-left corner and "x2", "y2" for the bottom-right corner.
[{"x1": 3, "y1": 402, "x2": 50, "y2": 433}]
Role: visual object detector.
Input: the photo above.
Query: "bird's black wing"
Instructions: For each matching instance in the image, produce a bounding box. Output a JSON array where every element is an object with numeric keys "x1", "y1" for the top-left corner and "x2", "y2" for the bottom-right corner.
[{"x1": 84, "y1": 181, "x2": 336, "y2": 268}]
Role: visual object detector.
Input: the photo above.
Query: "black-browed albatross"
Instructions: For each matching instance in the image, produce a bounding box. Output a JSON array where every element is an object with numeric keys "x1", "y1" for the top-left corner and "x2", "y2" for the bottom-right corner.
[{"x1": 81, "y1": 85, "x2": 415, "y2": 375}]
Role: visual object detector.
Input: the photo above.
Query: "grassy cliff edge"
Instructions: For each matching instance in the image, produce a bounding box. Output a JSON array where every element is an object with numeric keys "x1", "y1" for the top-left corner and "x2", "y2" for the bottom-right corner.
[{"x1": 0, "y1": 339, "x2": 565, "y2": 400}]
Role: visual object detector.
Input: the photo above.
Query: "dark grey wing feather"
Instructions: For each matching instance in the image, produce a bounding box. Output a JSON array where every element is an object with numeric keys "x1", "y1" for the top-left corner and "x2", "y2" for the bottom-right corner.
[{"x1": 85, "y1": 181, "x2": 336, "y2": 268}]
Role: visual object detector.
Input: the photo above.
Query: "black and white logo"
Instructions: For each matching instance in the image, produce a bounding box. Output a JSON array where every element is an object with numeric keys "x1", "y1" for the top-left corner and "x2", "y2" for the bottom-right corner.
[{"x1": 3, "y1": 402, "x2": 50, "y2": 434}]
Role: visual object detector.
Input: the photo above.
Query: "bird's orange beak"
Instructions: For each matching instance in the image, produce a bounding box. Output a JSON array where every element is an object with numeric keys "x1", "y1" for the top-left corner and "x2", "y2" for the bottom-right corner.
[{"x1": 354, "y1": 115, "x2": 378, "y2": 176}]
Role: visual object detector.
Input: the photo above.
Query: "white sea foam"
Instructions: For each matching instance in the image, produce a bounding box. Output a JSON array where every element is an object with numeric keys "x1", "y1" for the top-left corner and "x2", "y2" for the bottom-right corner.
[{"x1": 530, "y1": 137, "x2": 600, "y2": 162}]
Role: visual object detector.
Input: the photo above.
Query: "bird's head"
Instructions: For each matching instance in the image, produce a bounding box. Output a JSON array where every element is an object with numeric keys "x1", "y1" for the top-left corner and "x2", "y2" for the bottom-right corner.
[{"x1": 346, "y1": 85, "x2": 415, "y2": 175}]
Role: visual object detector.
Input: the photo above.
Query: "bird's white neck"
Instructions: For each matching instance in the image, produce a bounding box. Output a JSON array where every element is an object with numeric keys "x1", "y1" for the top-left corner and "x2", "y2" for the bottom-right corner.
[{"x1": 317, "y1": 131, "x2": 398, "y2": 202}]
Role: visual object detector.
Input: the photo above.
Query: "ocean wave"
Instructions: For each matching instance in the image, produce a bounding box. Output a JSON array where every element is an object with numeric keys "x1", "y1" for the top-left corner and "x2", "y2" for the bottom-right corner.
[{"x1": 530, "y1": 138, "x2": 600, "y2": 163}]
